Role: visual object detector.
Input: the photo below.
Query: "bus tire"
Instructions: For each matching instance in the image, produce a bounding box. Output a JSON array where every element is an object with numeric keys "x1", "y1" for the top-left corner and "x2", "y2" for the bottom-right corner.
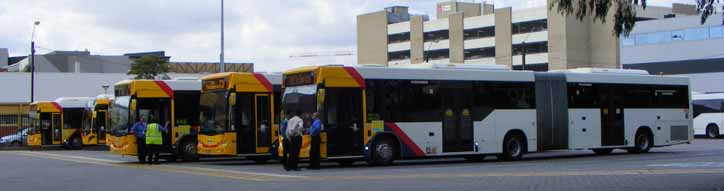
[
  {"x1": 70, "y1": 136, "x2": 82, "y2": 150},
  {"x1": 706, "y1": 124, "x2": 719, "y2": 138},
  {"x1": 501, "y1": 133, "x2": 525, "y2": 161},
  {"x1": 369, "y1": 137, "x2": 397, "y2": 166},
  {"x1": 592, "y1": 148, "x2": 613, "y2": 155},
  {"x1": 10, "y1": 141, "x2": 22, "y2": 147},
  {"x1": 628, "y1": 129, "x2": 653, "y2": 154},
  {"x1": 179, "y1": 139, "x2": 198, "y2": 162}
]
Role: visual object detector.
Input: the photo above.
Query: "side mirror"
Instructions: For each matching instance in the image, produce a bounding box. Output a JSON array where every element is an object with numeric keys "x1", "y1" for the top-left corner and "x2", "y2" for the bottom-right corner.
[
  {"x1": 229, "y1": 92, "x2": 237, "y2": 106},
  {"x1": 130, "y1": 99, "x2": 137, "y2": 111}
]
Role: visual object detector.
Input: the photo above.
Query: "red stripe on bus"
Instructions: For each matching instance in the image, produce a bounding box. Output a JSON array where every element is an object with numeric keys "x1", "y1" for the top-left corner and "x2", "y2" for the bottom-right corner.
[
  {"x1": 154, "y1": 81, "x2": 174, "y2": 98},
  {"x1": 343, "y1": 67, "x2": 365, "y2": 89},
  {"x1": 385, "y1": 122, "x2": 425, "y2": 157},
  {"x1": 253, "y1": 73, "x2": 273, "y2": 92},
  {"x1": 51, "y1": 102, "x2": 62, "y2": 111}
]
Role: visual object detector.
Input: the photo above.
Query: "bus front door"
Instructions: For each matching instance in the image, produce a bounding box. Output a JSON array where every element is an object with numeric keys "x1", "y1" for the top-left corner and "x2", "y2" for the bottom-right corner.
[
  {"x1": 324, "y1": 88, "x2": 363, "y2": 157},
  {"x1": 441, "y1": 83, "x2": 474, "y2": 153},
  {"x1": 96, "y1": 110, "x2": 107, "y2": 144},
  {"x1": 41, "y1": 113, "x2": 52, "y2": 145},
  {"x1": 52, "y1": 113, "x2": 62, "y2": 145},
  {"x1": 254, "y1": 94, "x2": 272, "y2": 153},
  {"x1": 234, "y1": 93, "x2": 255, "y2": 154}
]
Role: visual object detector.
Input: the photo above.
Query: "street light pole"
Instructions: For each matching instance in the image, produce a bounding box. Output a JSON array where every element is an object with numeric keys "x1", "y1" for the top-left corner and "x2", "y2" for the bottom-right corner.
[
  {"x1": 30, "y1": 21, "x2": 39, "y2": 103},
  {"x1": 219, "y1": 0, "x2": 225, "y2": 73}
]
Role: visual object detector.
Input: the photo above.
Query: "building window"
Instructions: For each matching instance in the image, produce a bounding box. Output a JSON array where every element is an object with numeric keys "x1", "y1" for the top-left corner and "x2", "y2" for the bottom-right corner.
[
  {"x1": 464, "y1": 47, "x2": 495, "y2": 60},
  {"x1": 710, "y1": 26, "x2": 723, "y2": 38},
  {"x1": 424, "y1": 30, "x2": 449, "y2": 42},
  {"x1": 512, "y1": 19, "x2": 548, "y2": 35},
  {"x1": 388, "y1": 32, "x2": 410, "y2": 44},
  {"x1": 424, "y1": 49, "x2": 449, "y2": 60},
  {"x1": 671, "y1": 30, "x2": 685, "y2": 41},
  {"x1": 513, "y1": 41, "x2": 548, "y2": 55},
  {"x1": 685, "y1": 27, "x2": 709, "y2": 41},
  {"x1": 512, "y1": 63, "x2": 548, "y2": 71},
  {"x1": 388, "y1": 50, "x2": 411, "y2": 61},
  {"x1": 463, "y1": 26, "x2": 495, "y2": 40},
  {"x1": 621, "y1": 36, "x2": 635, "y2": 46}
]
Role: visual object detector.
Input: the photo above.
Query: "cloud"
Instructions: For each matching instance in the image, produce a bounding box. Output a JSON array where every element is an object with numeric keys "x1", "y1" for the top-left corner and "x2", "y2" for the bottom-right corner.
[{"x1": 0, "y1": 0, "x2": 694, "y2": 72}]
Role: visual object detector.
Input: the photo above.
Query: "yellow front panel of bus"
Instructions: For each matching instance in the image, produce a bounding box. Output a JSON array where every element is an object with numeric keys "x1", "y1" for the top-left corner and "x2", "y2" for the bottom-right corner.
[
  {"x1": 109, "y1": 135, "x2": 137, "y2": 156},
  {"x1": 197, "y1": 132, "x2": 236, "y2": 156},
  {"x1": 27, "y1": 134, "x2": 41, "y2": 146},
  {"x1": 82, "y1": 132, "x2": 98, "y2": 145},
  {"x1": 62, "y1": 129, "x2": 77, "y2": 144},
  {"x1": 278, "y1": 133, "x2": 327, "y2": 159}
]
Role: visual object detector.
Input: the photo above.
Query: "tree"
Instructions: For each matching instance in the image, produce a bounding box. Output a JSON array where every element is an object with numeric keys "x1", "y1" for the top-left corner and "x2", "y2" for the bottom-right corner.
[
  {"x1": 127, "y1": 55, "x2": 171, "y2": 80},
  {"x1": 549, "y1": 0, "x2": 723, "y2": 37}
]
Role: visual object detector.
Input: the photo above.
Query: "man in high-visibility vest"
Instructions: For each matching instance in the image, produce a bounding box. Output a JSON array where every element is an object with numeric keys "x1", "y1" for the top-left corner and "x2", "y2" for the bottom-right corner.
[{"x1": 145, "y1": 118, "x2": 168, "y2": 164}]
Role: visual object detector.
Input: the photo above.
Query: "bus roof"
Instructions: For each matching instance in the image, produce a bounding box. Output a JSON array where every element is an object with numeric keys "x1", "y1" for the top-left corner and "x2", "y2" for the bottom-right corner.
[
  {"x1": 283, "y1": 65, "x2": 689, "y2": 87},
  {"x1": 114, "y1": 79, "x2": 201, "y2": 98},
  {"x1": 54, "y1": 97, "x2": 92, "y2": 109},
  {"x1": 30, "y1": 101, "x2": 61, "y2": 113},
  {"x1": 693, "y1": 93, "x2": 724, "y2": 100},
  {"x1": 201, "y1": 72, "x2": 281, "y2": 93}
]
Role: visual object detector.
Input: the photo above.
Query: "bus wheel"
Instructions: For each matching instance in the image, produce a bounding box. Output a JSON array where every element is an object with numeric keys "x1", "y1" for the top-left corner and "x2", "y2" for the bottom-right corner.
[
  {"x1": 10, "y1": 141, "x2": 22, "y2": 147},
  {"x1": 628, "y1": 130, "x2": 652, "y2": 154},
  {"x1": 501, "y1": 134, "x2": 525, "y2": 161},
  {"x1": 592, "y1": 148, "x2": 613, "y2": 155},
  {"x1": 706, "y1": 125, "x2": 719, "y2": 138},
  {"x1": 370, "y1": 138, "x2": 397, "y2": 166},
  {"x1": 179, "y1": 140, "x2": 198, "y2": 161},
  {"x1": 70, "y1": 136, "x2": 82, "y2": 149}
]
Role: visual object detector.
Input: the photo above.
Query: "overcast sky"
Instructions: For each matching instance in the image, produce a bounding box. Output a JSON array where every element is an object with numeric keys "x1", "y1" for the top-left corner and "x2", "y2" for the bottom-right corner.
[{"x1": 0, "y1": 0, "x2": 691, "y2": 72}]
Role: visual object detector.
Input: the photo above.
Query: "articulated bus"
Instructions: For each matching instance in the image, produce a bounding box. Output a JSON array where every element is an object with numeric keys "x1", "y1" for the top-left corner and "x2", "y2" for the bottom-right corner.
[
  {"x1": 28, "y1": 97, "x2": 93, "y2": 149},
  {"x1": 197, "y1": 72, "x2": 282, "y2": 162},
  {"x1": 108, "y1": 78, "x2": 201, "y2": 162},
  {"x1": 692, "y1": 93, "x2": 724, "y2": 138},
  {"x1": 281, "y1": 65, "x2": 692, "y2": 165},
  {"x1": 82, "y1": 94, "x2": 112, "y2": 145}
]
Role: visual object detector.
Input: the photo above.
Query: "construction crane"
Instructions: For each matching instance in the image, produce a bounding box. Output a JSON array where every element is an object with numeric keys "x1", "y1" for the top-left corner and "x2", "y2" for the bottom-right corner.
[{"x1": 288, "y1": 50, "x2": 355, "y2": 58}]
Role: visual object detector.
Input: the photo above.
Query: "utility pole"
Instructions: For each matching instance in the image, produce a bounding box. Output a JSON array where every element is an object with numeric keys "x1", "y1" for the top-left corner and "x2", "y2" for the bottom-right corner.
[
  {"x1": 521, "y1": 41, "x2": 527, "y2": 71},
  {"x1": 219, "y1": 0, "x2": 225, "y2": 73},
  {"x1": 30, "y1": 21, "x2": 40, "y2": 103}
]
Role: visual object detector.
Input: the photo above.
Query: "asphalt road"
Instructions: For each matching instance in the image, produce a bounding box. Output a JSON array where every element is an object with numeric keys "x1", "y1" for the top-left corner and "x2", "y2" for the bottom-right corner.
[{"x1": 2, "y1": 139, "x2": 724, "y2": 191}]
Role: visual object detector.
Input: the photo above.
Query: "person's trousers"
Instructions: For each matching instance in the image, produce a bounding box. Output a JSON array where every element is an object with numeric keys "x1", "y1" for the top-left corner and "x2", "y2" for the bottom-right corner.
[
  {"x1": 288, "y1": 136, "x2": 302, "y2": 170},
  {"x1": 309, "y1": 135, "x2": 321, "y2": 169},
  {"x1": 136, "y1": 137, "x2": 146, "y2": 163},
  {"x1": 146, "y1": 144, "x2": 161, "y2": 164},
  {"x1": 282, "y1": 138, "x2": 291, "y2": 170}
]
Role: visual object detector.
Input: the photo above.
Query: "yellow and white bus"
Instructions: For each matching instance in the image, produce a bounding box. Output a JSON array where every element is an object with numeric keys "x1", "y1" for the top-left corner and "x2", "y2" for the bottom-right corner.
[
  {"x1": 108, "y1": 78, "x2": 201, "y2": 162},
  {"x1": 197, "y1": 72, "x2": 281, "y2": 163},
  {"x1": 282, "y1": 65, "x2": 691, "y2": 165},
  {"x1": 28, "y1": 97, "x2": 93, "y2": 149},
  {"x1": 82, "y1": 94, "x2": 112, "y2": 146}
]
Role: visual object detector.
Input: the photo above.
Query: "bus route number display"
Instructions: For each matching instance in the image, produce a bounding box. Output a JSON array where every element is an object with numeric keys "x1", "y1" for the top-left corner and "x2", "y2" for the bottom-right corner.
[
  {"x1": 203, "y1": 78, "x2": 226, "y2": 91},
  {"x1": 285, "y1": 73, "x2": 314, "y2": 86}
]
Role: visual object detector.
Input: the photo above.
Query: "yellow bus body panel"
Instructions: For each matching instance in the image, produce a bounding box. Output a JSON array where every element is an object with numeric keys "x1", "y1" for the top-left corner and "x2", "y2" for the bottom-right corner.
[
  {"x1": 108, "y1": 135, "x2": 137, "y2": 156},
  {"x1": 27, "y1": 134, "x2": 41, "y2": 146},
  {"x1": 197, "y1": 132, "x2": 236, "y2": 156},
  {"x1": 278, "y1": 132, "x2": 327, "y2": 159},
  {"x1": 82, "y1": 132, "x2": 98, "y2": 145}
]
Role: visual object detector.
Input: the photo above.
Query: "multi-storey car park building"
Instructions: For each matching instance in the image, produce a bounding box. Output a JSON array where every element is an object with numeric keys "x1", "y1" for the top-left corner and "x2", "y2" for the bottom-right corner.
[
  {"x1": 357, "y1": 0, "x2": 697, "y2": 71},
  {"x1": 621, "y1": 12, "x2": 724, "y2": 93}
]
